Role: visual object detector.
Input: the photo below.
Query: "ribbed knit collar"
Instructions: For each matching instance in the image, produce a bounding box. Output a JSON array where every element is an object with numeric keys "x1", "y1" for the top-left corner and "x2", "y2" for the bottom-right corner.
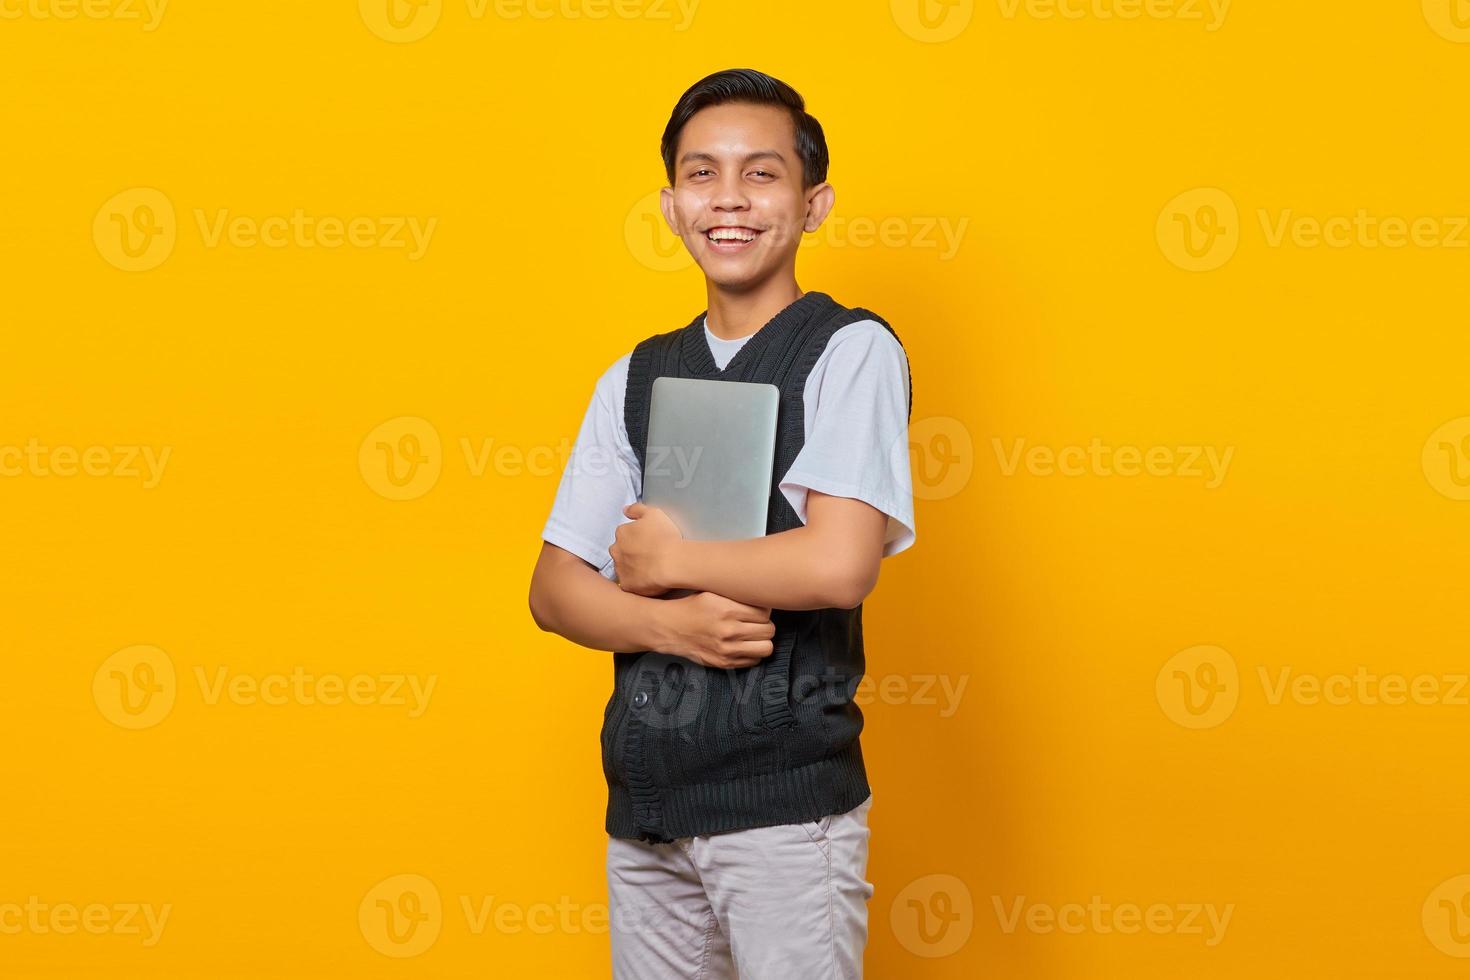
[{"x1": 679, "y1": 290, "x2": 832, "y2": 378}]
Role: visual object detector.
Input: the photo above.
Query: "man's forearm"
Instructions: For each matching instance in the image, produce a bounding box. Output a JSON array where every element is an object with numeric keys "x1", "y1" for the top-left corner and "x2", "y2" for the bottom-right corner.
[
  {"x1": 666, "y1": 525, "x2": 865, "y2": 611},
  {"x1": 530, "y1": 550, "x2": 672, "y2": 653}
]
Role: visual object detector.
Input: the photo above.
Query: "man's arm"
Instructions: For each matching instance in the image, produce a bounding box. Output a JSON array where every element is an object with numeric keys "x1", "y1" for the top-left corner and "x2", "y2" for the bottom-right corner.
[
  {"x1": 529, "y1": 541, "x2": 671, "y2": 652},
  {"x1": 528, "y1": 541, "x2": 778, "y2": 667},
  {"x1": 610, "y1": 489, "x2": 889, "y2": 611}
]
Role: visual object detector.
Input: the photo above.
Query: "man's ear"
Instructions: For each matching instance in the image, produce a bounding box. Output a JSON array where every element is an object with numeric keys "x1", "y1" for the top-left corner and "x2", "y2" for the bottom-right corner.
[
  {"x1": 803, "y1": 182, "x2": 836, "y2": 233},
  {"x1": 659, "y1": 186, "x2": 682, "y2": 235}
]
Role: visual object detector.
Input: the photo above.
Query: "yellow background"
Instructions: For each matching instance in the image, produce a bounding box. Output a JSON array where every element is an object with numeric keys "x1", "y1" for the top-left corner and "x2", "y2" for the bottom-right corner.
[{"x1": 3, "y1": 0, "x2": 1470, "y2": 976}]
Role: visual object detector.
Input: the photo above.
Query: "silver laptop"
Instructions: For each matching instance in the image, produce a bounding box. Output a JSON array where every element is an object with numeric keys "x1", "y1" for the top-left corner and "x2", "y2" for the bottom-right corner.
[{"x1": 643, "y1": 376, "x2": 780, "y2": 540}]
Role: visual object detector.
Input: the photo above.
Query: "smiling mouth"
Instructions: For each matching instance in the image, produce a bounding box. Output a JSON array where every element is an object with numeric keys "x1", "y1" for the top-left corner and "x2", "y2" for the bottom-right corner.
[{"x1": 704, "y1": 226, "x2": 762, "y2": 252}]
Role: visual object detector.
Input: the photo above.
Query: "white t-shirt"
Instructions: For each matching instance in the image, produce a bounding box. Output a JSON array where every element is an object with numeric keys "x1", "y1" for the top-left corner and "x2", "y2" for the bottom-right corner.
[{"x1": 541, "y1": 316, "x2": 915, "y2": 581}]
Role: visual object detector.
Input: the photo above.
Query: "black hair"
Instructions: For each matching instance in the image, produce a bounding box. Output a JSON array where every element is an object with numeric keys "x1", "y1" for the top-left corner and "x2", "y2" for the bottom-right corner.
[{"x1": 660, "y1": 68, "x2": 829, "y2": 189}]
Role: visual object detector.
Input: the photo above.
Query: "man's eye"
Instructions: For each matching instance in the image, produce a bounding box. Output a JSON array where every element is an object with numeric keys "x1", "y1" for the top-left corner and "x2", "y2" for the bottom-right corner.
[
  {"x1": 690, "y1": 169, "x2": 714, "y2": 178},
  {"x1": 751, "y1": 170, "x2": 775, "y2": 178}
]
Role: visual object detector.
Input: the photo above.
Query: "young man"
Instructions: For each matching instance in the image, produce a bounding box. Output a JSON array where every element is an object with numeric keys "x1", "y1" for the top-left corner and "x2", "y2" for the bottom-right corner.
[{"x1": 528, "y1": 68, "x2": 914, "y2": 979}]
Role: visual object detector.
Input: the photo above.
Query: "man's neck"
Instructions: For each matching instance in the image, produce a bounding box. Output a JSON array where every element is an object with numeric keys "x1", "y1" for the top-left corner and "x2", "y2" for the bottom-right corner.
[{"x1": 704, "y1": 277, "x2": 804, "y2": 341}]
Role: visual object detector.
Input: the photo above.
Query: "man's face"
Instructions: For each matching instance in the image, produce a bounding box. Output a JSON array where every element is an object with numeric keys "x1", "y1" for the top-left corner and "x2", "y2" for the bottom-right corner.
[{"x1": 661, "y1": 102, "x2": 833, "y2": 292}]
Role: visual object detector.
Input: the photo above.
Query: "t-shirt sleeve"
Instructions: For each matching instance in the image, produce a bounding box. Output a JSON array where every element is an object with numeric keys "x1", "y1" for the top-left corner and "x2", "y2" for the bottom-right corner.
[
  {"x1": 778, "y1": 321, "x2": 916, "y2": 558},
  {"x1": 540, "y1": 354, "x2": 638, "y2": 580}
]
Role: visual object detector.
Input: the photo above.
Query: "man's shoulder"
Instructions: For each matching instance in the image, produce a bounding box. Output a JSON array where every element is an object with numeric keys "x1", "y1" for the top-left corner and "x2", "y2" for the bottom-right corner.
[
  {"x1": 592, "y1": 351, "x2": 633, "y2": 405},
  {"x1": 808, "y1": 313, "x2": 912, "y2": 416},
  {"x1": 808, "y1": 293, "x2": 901, "y2": 346},
  {"x1": 822, "y1": 316, "x2": 908, "y2": 364}
]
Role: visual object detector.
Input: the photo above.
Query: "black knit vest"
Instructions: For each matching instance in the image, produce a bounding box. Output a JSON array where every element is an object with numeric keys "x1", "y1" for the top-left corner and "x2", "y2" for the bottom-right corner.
[{"x1": 603, "y1": 291, "x2": 912, "y2": 842}]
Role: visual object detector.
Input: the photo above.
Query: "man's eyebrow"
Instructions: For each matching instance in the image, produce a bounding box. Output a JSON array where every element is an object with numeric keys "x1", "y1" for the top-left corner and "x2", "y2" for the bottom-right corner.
[{"x1": 677, "y1": 149, "x2": 789, "y2": 167}]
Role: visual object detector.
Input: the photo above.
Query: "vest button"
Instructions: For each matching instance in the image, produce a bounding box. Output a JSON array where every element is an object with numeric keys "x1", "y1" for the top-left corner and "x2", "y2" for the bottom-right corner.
[{"x1": 632, "y1": 691, "x2": 649, "y2": 708}]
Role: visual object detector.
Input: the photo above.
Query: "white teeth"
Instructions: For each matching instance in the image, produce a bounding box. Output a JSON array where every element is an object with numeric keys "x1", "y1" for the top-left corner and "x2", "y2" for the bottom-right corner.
[{"x1": 707, "y1": 228, "x2": 757, "y2": 243}]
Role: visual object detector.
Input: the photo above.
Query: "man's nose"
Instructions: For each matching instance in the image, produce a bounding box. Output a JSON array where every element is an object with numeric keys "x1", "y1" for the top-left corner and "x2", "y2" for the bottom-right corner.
[{"x1": 710, "y1": 176, "x2": 750, "y2": 211}]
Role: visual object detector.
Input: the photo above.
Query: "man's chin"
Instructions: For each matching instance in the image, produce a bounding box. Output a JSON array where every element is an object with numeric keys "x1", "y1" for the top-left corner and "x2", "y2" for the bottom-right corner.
[{"x1": 692, "y1": 257, "x2": 777, "y2": 292}]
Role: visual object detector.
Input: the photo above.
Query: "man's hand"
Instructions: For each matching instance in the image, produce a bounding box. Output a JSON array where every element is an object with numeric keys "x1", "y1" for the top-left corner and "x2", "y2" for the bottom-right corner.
[
  {"x1": 610, "y1": 501, "x2": 684, "y2": 596},
  {"x1": 655, "y1": 592, "x2": 775, "y2": 669}
]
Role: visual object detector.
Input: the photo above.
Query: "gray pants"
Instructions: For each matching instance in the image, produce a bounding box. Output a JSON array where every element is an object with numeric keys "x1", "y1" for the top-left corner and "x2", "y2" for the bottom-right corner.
[{"x1": 606, "y1": 793, "x2": 875, "y2": 979}]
